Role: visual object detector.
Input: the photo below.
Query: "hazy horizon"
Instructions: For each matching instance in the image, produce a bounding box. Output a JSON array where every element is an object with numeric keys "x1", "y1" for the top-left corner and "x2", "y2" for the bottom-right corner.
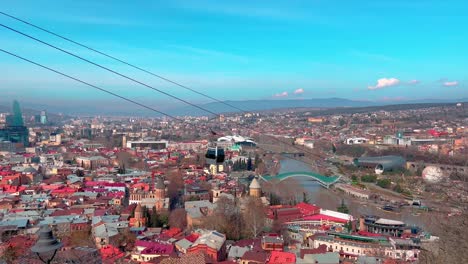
[{"x1": 1, "y1": 0, "x2": 467, "y2": 112}]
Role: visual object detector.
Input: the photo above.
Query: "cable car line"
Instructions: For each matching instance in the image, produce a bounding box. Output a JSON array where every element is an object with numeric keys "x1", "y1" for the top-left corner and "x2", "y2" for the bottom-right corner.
[
  {"x1": 0, "y1": 22, "x2": 323, "y2": 161},
  {"x1": 0, "y1": 48, "x2": 181, "y2": 121},
  {"x1": 0, "y1": 23, "x2": 220, "y2": 117},
  {"x1": 0, "y1": 48, "x2": 320, "y2": 170},
  {"x1": 0, "y1": 11, "x2": 247, "y2": 114},
  {"x1": 0, "y1": 13, "x2": 323, "y2": 159}
]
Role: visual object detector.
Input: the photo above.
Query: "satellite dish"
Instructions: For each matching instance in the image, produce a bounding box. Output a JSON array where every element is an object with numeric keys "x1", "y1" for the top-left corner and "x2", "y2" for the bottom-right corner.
[{"x1": 422, "y1": 166, "x2": 444, "y2": 183}]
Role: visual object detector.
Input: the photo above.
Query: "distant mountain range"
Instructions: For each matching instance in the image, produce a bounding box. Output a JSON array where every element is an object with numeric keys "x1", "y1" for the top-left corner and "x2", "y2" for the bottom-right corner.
[
  {"x1": 171, "y1": 97, "x2": 467, "y2": 116},
  {"x1": 0, "y1": 97, "x2": 466, "y2": 117},
  {"x1": 170, "y1": 98, "x2": 372, "y2": 116}
]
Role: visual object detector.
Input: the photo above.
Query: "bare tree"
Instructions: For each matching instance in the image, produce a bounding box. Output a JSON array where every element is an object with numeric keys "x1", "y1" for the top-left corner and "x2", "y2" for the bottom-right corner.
[
  {"x1": 242, "y1": 197, "x2": 266, "y2": 238},
  {"x1": 419, "y1": 212, "x2": 468, "y2": 263},
  {"x1": 168, "y1": 208, "x2": 187, "y2": 230},
  {"x1": 201, "y1": 196, "x2": 241, "y2": 240},
  {"x1": 68, "y1": 230, "x2": 95, "y2": 248},
  {"x1": 166, "y1": 169, "x2": 184, "y2": 200},
  {"x1": 113, "y1": 229, "x2": 136, "y2": 252}
]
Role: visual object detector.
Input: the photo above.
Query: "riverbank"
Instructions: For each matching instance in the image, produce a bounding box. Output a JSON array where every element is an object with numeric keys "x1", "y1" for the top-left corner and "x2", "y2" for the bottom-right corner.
[{"x1": 276, "y1": 157, "x2": 440, "y2": 232}]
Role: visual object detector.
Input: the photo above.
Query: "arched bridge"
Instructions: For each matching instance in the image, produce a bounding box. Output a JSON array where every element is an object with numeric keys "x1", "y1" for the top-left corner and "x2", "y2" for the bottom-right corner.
[{"x1": 260, "y1": 171, "x2": 341, "y2": 188}]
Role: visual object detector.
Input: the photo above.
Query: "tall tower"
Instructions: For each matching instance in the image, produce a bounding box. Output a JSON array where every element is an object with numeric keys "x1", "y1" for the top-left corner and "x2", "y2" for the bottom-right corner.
[
  {"x1": 8, "y1": 100, "x2": 24, "y2": 127},
  {"x1": 249, "y1": 178, "x2": 262, "y2": 198},
  {"x1": 134, "y1": 203, "x2": 143, "y2": 219},
  {"x1": 3, "y1": 100, "x2": 29, "y2": 147},
  {"x1": 40, "y1": 110, "x2": 47, "y2": 124},
  {"x1": 155, "y1": 177, "x2": 165, "y2": 199},
  {"x1": 211, "y1": 185, "x2": 222, "y2": 203}
]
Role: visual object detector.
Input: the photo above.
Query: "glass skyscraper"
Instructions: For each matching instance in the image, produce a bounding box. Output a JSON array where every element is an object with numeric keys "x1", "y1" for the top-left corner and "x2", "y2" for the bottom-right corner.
[{"x1": 0, "y1": 100, "x2": 29, "y2": 147}]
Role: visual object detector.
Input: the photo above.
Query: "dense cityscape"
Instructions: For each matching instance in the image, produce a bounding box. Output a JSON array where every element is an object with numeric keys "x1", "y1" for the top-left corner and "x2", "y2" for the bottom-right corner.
[
  {"x1": 0, "y1": 99, "x2": 466, "y2": 263},
  {"x1": 1, "y1": 1, "x2": 468, "y2": 263}
]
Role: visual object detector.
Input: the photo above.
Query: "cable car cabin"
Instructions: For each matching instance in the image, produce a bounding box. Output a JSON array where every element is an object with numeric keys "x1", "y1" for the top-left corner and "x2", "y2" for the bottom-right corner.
[{"x1": 205, "y1": 147, "x2": 225, "y2": 165}]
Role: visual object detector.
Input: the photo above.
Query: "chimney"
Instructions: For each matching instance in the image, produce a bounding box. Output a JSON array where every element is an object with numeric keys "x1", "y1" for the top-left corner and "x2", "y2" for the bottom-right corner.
[{"x1": 359, "y1": 216, "x2": 366, "y2": 232}]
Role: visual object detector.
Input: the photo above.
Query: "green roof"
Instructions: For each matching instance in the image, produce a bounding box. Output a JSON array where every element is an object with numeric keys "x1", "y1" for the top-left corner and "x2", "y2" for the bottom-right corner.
[
  {"x1": 262, "y1": 171, "x2": 340, "y2": 184},
  {"x1": 330, "y1": 232, "x2": 385, "y2": 242},
  {"x1": 230, "y1": 144, "x2": 242, "y2": 151}
]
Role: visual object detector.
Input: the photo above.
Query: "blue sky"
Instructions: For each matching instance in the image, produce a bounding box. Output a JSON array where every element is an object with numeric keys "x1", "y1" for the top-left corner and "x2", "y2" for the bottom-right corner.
[{"x1": 0, "y1": 0, "x2": 467, "y2": 111}]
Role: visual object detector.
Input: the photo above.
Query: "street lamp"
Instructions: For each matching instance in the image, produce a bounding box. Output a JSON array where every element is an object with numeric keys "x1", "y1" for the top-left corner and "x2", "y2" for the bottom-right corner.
[{"x1": 31, "y1": 225, "x2": 63, "y2": 264}]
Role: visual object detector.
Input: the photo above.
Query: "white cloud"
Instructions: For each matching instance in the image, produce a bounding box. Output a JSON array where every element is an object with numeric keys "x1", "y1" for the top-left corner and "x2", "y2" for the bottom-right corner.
[
  {"x1": 274, "y1": 91, "x2": 288, "y2": 97},
  {"x1": 368, "y1": 78, "x2": 401, "y2": 90},
  {"x1": 408, "y1": 80, "x2": 420, "y2": 85},
  {"x1": 293, "y1": 88, "x2": 304, "y2": 95},
  {"x1": 443, "y1": 81, "x2": 458, "y2": 87}
]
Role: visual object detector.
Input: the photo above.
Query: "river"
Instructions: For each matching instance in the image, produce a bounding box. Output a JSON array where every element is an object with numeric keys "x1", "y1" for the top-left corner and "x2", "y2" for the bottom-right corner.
[{"x1": 279, "y1": 157, "x2": 436, "y2": 231}]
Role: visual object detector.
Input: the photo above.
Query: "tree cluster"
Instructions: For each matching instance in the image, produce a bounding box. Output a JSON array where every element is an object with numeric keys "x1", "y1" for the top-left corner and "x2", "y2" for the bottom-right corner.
[
  {"x1": 269, "y1": 192, "x2": 282, "y2": 205},
  {"x1": 232, "y1": 157, "x2": 254, "y2": 171},
  {"x1": 376, "y1": 178, "x2": 391, "y2": 189},
  {"x1": 337, "y1": 199, "x2": 350, "y2": 214},
  {"x1": 134, "y1": 206, "x2": 169, "y2": 228},
  {"x1": 117, "y1": 164, "x2": 126, "y2": 174},
  {"x1": 201, "y1": 196, "x2": 266, "y2": 240},
  {"x1": 335, "y1": 144, "x2": 366, "y2": 157},
  {"x1": 361, "y1": 174, "x2": 377, "y2": 183}
]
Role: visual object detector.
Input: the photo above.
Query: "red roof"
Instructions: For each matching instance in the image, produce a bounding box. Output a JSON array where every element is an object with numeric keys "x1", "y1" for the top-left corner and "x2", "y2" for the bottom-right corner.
[
  {"x1": 7, "y1": 235, "x2": 35, "y2": 249},
  {"x1": 162, "y1": 227, "x2": 182, "y2": 238},
  {"x1": 185, "y1": 233, "x2": 200, "y2": 243},
  {"x1": 295, "y1": 202, "x2": 320, "y2": 216},
  {"x1": 94, "y1": 209, "x2": 107, "y2": 216},
  {"x1": 50, "y1": 208, "x2": 84, "y2": 217},
  {"x1": 233, "y1": 238, "x2": 262, "y2": 250},
  {"x1": 1, "y1": 185, "x2": 26, "y2": 193},
  {"x1": 51, "y1": 187, "x2": 76, "y2": 194},
  {"x1": 41, "y1": 184, "x2": 64, "y2": 191},
  {"x1": 276, "y1": 208, "x2": 301, "y2": 216},
  {"x1": 268, "y1": 251, "x2": 296, "y2": 264},
  {"x1": 242, "y1": 251, "x2": 270, "y2": 262},
  {"x1": 300, "y1": 244, "x2": 327, "y2": 258},
  {"x1": 141, "y1": 243, "x2": 174, "y2": 255},
  {"x1": 100, "y1": 245, "x2": 124, "y2": 262},
  {"x1": 103, "y1": 182, "x2": 126, "y2": 187}
]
